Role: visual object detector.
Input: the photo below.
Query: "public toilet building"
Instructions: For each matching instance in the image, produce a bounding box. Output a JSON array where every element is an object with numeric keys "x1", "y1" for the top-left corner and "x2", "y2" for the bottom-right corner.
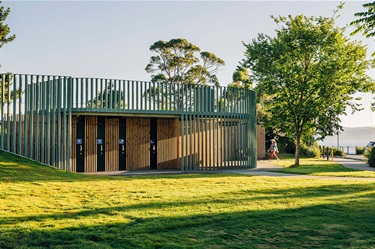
[{"x1": 0, "y1": 74, "x2": 257, "y2": 172}]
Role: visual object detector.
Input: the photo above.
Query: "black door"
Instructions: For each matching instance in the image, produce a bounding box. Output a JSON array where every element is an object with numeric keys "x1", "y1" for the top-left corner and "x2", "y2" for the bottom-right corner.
[
  {"x1": 150, "y1": 119, "x2": 157, "y2": 170},
  {"x1": 119, "y1": 117, "x2": 126, "y2": 170},
  {"x1": 76, "y1": 116, "x2": 85, "y2": 172},
  {"x1": 97, "y1": 117, "x2": 105, "y2": 171}
]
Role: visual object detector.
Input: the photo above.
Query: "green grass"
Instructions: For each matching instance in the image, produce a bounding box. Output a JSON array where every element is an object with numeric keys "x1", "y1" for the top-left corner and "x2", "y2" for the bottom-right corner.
[
  {"x1": 273, "y1": 155, "x2": 375, "y2": 178},
  {"x1": 1, "y1": 151, "x2": 375, "y2": 248}
]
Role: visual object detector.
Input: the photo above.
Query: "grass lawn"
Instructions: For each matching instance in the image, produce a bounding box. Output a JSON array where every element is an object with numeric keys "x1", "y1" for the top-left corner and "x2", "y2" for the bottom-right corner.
[
  {"x1": 272, "y1": 154, "x2": 375, "y2": 178},
  {"x1": 1, "y1": 151, "x2": 375, "y2": 248}
]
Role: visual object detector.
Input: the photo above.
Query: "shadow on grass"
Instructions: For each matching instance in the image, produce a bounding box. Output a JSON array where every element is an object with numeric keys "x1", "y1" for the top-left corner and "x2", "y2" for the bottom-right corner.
[
  {"x1": 2, "y1": 198, "x2": 375, "y2": 249},
  {"x1": 0, "y1": 150, "x2": 249, "y2": 183}
]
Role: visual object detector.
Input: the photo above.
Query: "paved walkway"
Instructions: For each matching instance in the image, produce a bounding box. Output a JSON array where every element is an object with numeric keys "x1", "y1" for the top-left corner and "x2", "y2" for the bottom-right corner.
[
  {"x1": 230, "y1": 158, "x2": 375, "y2": 180},
  {"x1": 86, "y1": 157, "x2": 375, "y2": 180}
]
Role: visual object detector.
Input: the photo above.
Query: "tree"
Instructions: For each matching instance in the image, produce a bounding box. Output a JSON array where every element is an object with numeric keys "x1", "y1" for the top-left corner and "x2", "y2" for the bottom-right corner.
[
  {"x1": 145, "y1": 38, "x2": 225, "y2": 110},
  {"x1": 87, "y1": 83, "x2": 125, "y2": 109},
  {"x1": 0, "y1": 1, "x2": 15, "y2": 47},
  {"x1": 351, "y1": 1, "x2": 375, "y2": 39},
  {"x1": 242, "y1": 13, "x2": 374, "y2": 166}
]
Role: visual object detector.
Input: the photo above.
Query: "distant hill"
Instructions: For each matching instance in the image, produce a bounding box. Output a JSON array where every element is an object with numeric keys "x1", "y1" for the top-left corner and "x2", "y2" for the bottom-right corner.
[{"x1": 319, "y1": 127, "x2": 375, "y2": 147}]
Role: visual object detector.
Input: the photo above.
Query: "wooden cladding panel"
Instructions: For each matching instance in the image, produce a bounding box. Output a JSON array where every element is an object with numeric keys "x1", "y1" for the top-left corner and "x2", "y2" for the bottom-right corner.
[
  {"x1": 157, "y1": 119, "x2": 179, "y2": 170},
  {"x1": 105, "y1": 118, "x2": 119, "y2": 171},
  {"x1": 85, "y1": 116, "x2": 97, "y2": 172},
  {"x1": 126, "y1": 118, "x2": 150, "y2": 170}
]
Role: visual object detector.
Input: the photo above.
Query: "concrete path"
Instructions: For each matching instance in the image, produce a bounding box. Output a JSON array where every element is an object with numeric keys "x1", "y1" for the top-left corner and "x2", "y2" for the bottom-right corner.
[
  {"x1": 229, "y1": 158, "x2": 375, "y2": 180},
  {"x1": 86, "y1": 157, "x2": 375, "y2": 180}
]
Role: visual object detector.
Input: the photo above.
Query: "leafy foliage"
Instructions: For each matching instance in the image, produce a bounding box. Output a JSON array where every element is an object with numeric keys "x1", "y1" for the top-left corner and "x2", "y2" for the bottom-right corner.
[
  {"x1": 367, "y1": 147, "x2": 375, "y2": 167},
  {"x1": 87, "y1": 83, "x2": 125, "y2": 108},
  {"x1": 145, "y1": 38, "x2": 225, "y2": 110},
  {"x1": 351, "y1": 1, "x2": 375, "y2": 39},
  {"x1": 242, "y1": 11, "x2": 374, "y2": 165},
  {"x1": 145, "y1": 38, "x2": 224, "y2": 86},
  {"x1": 0, "y1": 1, "x2": 15, "y2": 48}
]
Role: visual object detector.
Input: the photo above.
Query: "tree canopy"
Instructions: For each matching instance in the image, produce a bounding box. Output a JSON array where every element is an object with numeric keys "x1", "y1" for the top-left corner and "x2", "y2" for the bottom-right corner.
[
  {"x1": 145, "y1": 38, "x2": 224, "y2": 86},
  {"x1": 0, "y1": 1, "x2": 15, "y2": 48},
  {"x1": 242, "y1": 13, "x2": 374, "y2": 165},
  {"x1": 351, "y1": 1, "x2": 375, "y2": 39}
]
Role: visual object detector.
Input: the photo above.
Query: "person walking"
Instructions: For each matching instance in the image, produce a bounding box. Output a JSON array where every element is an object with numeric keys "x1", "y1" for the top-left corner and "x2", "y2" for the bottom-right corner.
[{"x1": 268, "y1": 139, "x2": 280, "y2": 161}]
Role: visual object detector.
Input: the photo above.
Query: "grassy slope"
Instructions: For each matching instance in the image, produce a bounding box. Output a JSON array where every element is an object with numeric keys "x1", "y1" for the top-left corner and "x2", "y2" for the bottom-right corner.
[{"x1": 1, "y1": 151, "x2": 375, "y2": 248}]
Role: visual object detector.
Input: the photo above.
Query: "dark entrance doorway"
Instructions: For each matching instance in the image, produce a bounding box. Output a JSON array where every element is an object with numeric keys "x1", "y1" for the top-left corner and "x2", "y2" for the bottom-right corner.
[
  {"x1": 119, "y1": 117, "x2": 126, "y2": 170},
  {"x1": 76, "y1": 116, "x2": 85, "y2": 172},
  {"x1": 150, "y1": 118, "x2": 157, "y2": 170},
  {"x1": 97, "y1": 117, "x2": 105, "y2": 171}
]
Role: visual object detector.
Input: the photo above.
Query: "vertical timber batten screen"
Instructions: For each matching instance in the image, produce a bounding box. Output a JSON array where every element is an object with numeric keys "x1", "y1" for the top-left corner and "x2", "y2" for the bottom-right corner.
[
  {"x1": 0, "y1": 74, "x2": 256, "y2": 172},
  {"x1": 0, "y1": 74, "x2": 72, "y2": 170}
]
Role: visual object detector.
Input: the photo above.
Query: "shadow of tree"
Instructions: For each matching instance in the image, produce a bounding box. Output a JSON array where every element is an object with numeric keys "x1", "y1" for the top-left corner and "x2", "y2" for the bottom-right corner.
[{"x1": 1, "y1": 182, "x2": 375, "y2": 248}]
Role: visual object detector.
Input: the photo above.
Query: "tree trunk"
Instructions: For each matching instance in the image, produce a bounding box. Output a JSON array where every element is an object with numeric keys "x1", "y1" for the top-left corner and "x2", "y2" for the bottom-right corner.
[{"x1": 294, "y1": 134, "x2": 301, "y2": 166}]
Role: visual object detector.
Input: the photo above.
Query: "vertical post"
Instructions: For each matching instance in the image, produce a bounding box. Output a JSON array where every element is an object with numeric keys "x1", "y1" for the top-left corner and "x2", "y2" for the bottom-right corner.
[
  {"x1": 23, "y1": 76, "x2": 29, "y2": 157},
  {"x1": 248, "y1": 90, "x2": 256, "y2": 168},
  {"x1": 34, "y1": 76, "x2": 39, "y2": 160},
  {"x1": 40, "y1": 76, "x2": 46, "y2": 163},
  {"x1": 51, "y1": 77, "x2": 57, "y2": 167},
  {"x1": 62, "y1": 77, "x2": 67, "y2": 170},
  {"x1": 181, "y1": 113, "x2": 184, "y2": 172},
  {"x1": 0, "y1": 74, "x2": 4, "y2": 150},
  {"x1": 17, "y1": 75, "x2": 22, "y2": 155},
  {"x1": 67, "y1": 77, "x2": 73, "y2": 171},
  {"x1": 57, "y1": 77, "x2": 62, "y2": 169},
  {"x1": 11, "y1": 74, "x2": 17, "y2": 153},
  {"x1": 45, "y1": 76, "x2": 51, "y2": 165},
  {"x1": 28, "y1": 76, "x2": 34, "y2": 159}
]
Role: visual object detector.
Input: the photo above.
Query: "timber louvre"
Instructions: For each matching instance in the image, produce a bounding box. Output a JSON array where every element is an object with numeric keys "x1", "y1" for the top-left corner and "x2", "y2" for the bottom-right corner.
[{"x1": 0, "y1": 74, "x2": 257, "y2": 172}]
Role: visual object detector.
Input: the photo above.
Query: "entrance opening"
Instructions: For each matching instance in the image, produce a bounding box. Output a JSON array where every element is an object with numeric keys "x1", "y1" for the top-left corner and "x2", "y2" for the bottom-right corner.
[
  {"x1": 150, "y1": 118, "x2": 157, "y2": 170},
  {"x1": 97, "y1": 117, "x2": 105, "y2": 171},
  {"x1": 76, "y1": 116, "x2": 85, "y2": 172}
]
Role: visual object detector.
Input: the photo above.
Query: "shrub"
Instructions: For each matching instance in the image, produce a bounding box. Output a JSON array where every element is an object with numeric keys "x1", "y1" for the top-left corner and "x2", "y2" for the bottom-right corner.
[
  {"x1": 367, "y1": 147, "x2": 375, "y2": 167},
  {"x1": 299, "y1": 144, "x2": 321, "y2": 158},
  {"x1": 332, "y1": 148, "x2": 345, "y2": 156},
  {"x1": 356, "y1": 146, "x2": 365, "y2": 155}
]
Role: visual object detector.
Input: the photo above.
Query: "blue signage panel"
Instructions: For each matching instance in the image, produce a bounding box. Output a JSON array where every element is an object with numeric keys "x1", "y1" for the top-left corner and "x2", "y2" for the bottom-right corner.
[
  {"x1": 97, "y1": 139, "x2": 103, "y2": 145},
  {"x1": 119, "y1": 139, "x2": 125, "y2": 145},
  {"x1": 76, "y1": 139, "x2": 83, "y2": 145}
]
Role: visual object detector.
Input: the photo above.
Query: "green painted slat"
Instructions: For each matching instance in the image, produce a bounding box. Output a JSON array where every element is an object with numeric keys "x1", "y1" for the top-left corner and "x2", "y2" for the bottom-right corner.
[
  {"x1": 57, "y1": 77, "x2": 62, "y2": 168},
  {"x1": 23, "y1": 76, "x2": 28, "y2": 157},
  {"x1": 12, "y1": 74, "x2": 17, "y2": 153},
  {"x1": 67, "y1": 77, "x2": 73, "y2": 171},
  {"x1": 51, "y1": 78, "x2": 57, "y2": 167},
  {"x1": 41, "y1": 76, "x2": 46, "y2": 163},
  {"x1": 17, "y1": 75, "x2": 22, "y2": 155},
  {"x1": 35, "y1": 77, "x2": 39, "y2": 160},
  {"x1": 6, "y1": 74, "x2": 11, "y2": 151},
  {"x1": 28, "y1": 77, "x2": 34, "y2": 159},
  {"x1": 0, "y1": 74, "x2": 4, "y2": 150},
  {"x1": 45, "y1": 76, "x2": 51, "y2": 165},
  {"x1": 181, "y1": 113, "x2": 184, "y2": 172},
  {"x1": 62, "y1": 77, "x2": 67, "y2": 170}
]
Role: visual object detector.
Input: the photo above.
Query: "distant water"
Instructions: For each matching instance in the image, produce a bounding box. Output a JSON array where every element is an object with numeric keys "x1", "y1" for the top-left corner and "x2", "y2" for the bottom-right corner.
[{"x1": 319, "y1": 127, "x2": 375, "y2": 148}]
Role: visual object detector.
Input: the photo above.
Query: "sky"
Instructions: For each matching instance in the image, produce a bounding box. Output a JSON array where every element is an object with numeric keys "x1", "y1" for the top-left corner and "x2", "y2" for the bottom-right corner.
[{"x1": 1, "y1": 0, "x2": 374, "y2": 128}]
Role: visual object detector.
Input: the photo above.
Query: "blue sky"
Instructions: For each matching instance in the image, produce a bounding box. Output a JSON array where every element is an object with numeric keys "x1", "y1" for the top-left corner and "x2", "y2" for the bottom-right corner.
[{"x1": 1, "y1": 1, "x2": 374, "y2": 128}]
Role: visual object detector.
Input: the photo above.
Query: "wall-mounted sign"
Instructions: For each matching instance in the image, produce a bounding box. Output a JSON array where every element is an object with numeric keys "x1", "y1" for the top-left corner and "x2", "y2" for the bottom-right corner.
[
  {"x1": 119, "y1": 139, "x2": 125, "y2": 145},
  {"x1": 76, "y1": 139, "x2": 83, "y2": 145},
  {"x1": 97, "y1": 139, "x2": 103, "y2": 145}
]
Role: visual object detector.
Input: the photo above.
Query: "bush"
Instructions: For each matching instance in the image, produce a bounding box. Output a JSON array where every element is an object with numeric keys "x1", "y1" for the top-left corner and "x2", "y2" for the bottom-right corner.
[
  {"x1": 367, "y1": 147, "x2": 375, "y2": 167},
  {"x1": 299, "y1": 144, "x2": 321, "y2": 158},
  {"x1": 356, "y1": 146, "x2": 365, "y2": 155}
]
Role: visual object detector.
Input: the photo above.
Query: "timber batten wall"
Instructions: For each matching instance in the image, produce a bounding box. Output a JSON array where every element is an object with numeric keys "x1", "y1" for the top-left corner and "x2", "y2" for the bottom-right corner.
[{"x1": 0, "y1": 74, "x2": 257, "y2": 172}]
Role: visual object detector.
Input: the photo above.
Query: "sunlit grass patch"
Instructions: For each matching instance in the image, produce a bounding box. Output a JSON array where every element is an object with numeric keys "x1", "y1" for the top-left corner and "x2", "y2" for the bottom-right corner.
[
  {"x1": 1, "y1": 150, "x2": 375, "y2": 248},
  {"x1": 272, "y1": 156, "x2": 375, "y2": 178}
]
